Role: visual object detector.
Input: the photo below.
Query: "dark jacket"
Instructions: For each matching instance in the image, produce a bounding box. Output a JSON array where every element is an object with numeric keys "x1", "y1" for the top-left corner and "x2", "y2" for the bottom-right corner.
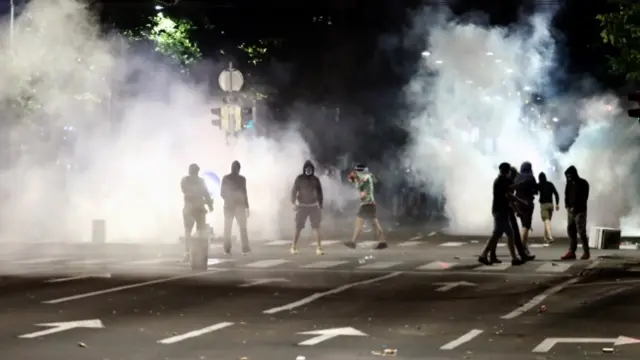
[
  {"x1": 181, "y1": 175, "x2": 213, "y2": 210},
  {"x1": 564, "y1": 165, "x2": 589, "y2": 213},
  {"x1": 537, "y1": 172, "x2": 559, "y2": 204},
  {"x1": 513, "y1": 161, "x2": 538, "y2": 204},
  {"x1": 221, "y1": 161, "x2": 249, "y2": 209},
  {"x1": 492, "y1": 174, "x2": 513, "y2": 215},
  {"x1": 291, "y1": 160, "x2": 323, "y2": 208}
]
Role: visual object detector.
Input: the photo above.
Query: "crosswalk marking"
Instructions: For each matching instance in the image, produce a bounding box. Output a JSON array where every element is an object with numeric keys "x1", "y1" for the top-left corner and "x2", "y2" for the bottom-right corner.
[
  {"x1": 266, "y1": 240, "x2": 290, "y2": 246},
  {"x1": 127, "y1": 258, "x2": 177, "y2": 265},
  {"x1": 476, "y1": 262, "x2": 511, "y2": 271},
  {"x1": 416, "y1": 261, "x2": 457, "y2": 270},
  {"x1": 302, "y1": 261, "x2": 348, "y2": 269},
  {"x1": 67, "y1": 259, "x2": 111, "y2": 265},
  {"x1": 245, "y1": 259, "x2": 289, "y2": 268},
  {"x1": 14, "y1": 258, "x2": 66, "y2": 264},
  {"x1": 358, "y1": 241, "x2": 378, "y2": 248},
  {"x1": 358, "y1": 261, "x2": 403, "y2": 269},
  {"x1": 398, "y1": 241, "x2": 422, "y2": 247},
  {"x1": 535, "y1": 262, "x2": 571, "y2": 273},
  {"x1": 529, "y1": 243, "x2": 550, "y2": 248},
  {"x1": 321, "y1": 240, "x2": 341, "y2": 246},
  {"x1": 440, "y1": 242, "x2": 465, "y2": 247}
]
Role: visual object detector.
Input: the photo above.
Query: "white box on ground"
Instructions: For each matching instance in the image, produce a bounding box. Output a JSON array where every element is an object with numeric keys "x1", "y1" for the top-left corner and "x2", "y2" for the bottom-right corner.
[{"x1": 589, "y1": 226, "x2": 621, "y2": 250}]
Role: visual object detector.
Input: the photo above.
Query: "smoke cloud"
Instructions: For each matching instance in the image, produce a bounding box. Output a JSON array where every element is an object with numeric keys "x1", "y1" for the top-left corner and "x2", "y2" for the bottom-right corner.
[
  {"x1": 0, "y1": 0, "x2": 354, "y2": 253},
  {"x1": 404, "y1": 7, "x2": 640, "y2": 235}
]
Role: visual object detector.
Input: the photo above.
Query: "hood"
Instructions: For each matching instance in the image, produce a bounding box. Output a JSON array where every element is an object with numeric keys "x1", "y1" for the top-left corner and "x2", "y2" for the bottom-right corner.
[
  {"x1": 509, "y1": 166, "x2": 518, "y2": 181},
  {"x1": 231, "y1": 160, "x2": 241, "y2": 175},
  {"x1": 564, "y1": 165, "x2": 579, "y2": 179},
  {"x1": 303, "y1": 160, "x2": 315, "y2": 176},
  {"x1": 515, "y1": 161, "x2": 535, "y2": 183},
  {"x1": 188, "y1": 163, "x2": 200, "y2": 176},
  {"x1": 538, "y1": 172, "x2": 547, "y2": 183}
]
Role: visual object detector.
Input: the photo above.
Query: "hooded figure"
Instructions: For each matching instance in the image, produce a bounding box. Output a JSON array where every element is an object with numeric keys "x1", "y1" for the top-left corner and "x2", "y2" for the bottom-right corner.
[
  {"x1": 538, "y1": 171, "x2": 560, "y2": 242},
  {"x1": 290, "y1": 160, "x2": 324, "y2": 254},
  {"x1": 220, "y1": 160, "x2": 250, "y2": 254},
  {"x1": 180, "y1": 163, "x2": 214, "y2": 261},
  {"x1": 514, "y1": 161, "x2": 538, "y2": 202},
  {"x1": 561, "y1": 165, "x2": 590, "y2": 260}
]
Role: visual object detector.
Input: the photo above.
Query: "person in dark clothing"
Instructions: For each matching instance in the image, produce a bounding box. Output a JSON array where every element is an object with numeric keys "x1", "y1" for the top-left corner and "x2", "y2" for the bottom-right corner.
[
  {"x1": 220, "y1": 160, "x2": 250, "y2": 255},
  {"x1": 511, "y1": 161, "x2": 538, "y2": 254},
  {"x1": 538, "y1": 172, "x2": 560, "y2": 243},
  {"x1": 180, "y1": 163, "x2": 214, "y2": 262},
  {"x1": 561, "y1": 165, "x2": 590, "y2": 260},
  {"x1": 479, "y1": 162, "x2": 524, "y2": 266},
  {"x1": 290, "y1": 160, "x2": 324, "y2": 255}
]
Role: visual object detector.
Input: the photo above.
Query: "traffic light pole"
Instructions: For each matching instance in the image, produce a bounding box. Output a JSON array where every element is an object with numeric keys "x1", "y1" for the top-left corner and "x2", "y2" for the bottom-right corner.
[{"x1": 629, "y1": 92, "x2": 640, "y2": 119}]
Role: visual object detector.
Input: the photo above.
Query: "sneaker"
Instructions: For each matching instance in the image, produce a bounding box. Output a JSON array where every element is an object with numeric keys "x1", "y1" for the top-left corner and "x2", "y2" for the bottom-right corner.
[
  {"x1": 290, "y1": 246, "x2": 298, "y2": 255},
  {"x1": 374, "y1": 242, "x2": 388, "y2": 250},
  {"x1": 580, "y1": 252, "x2": 590, "y2": 260},
  {"x1": 478, "y1": 256, "x2": 491, "y2": 265},
  {"x1": 561, "y1": 251, "x2": 576, "y2": 260},
  {"x1": 522, "y1": 254, "x2": 536, "y2": 262},
  {"x1": 343, "y1": 241, "x2": 356, "y2": 249},
  {"x1": 546, "y1": 237, "x2": 555, "y2": 244},
  {"x1": 490, "y1": 257, "x2": 502, "y2": 264},
  {"x1": 511, "y1": 258, "x2": 525, "y2": 266},
  {"x1": 242, "y1": 247, "x2": 251, "y2": 255},
  {"x1": 316, "y1": 247, "x2": 324, "y2": 255}
]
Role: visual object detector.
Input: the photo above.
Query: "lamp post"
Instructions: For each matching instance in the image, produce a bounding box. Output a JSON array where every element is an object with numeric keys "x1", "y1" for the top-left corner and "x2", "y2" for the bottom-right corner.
[{"x1": 9, "y1": 0, "x2": 14, "y2": 49}]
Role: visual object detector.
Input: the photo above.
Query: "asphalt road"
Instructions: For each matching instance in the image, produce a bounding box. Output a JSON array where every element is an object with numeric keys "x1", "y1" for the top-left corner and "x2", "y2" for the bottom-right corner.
[{"x1": 2, "y1": 235, "x2": 640, "y2": 360}]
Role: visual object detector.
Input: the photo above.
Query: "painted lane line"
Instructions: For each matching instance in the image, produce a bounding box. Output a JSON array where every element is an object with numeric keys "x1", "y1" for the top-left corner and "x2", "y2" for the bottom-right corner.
[
  {"x1": 358, "y1": 261, "x2": 403, "y2": 270},
  {"x1": 500, "y1": 277, "x2": 580, "y2": 319},
  {"x1": 409, "y1": 235, "x2": 423, "y2": 241},
  {"x1": 358, "y1": 241, "x2": 378, "y2": 248},
  {"x1": 440, "y1": 242, "x2": 465, "y2": 247},
  {"x1": 46, "y1": 274, "x2": 111, "y2": 283},
  {"x1": 535, "y1": 262, "x2": 572, "y2": 273},
  {"x1": 301, "y1": 261, "x2": 348, "y2": 269},
  {"x1": 262, "y1": 272, "x2": 403, "y2": 314},
  {"x1": 398, "y1": 241, "x2": 421, "y2": 247},
  {"x1": 157, "y1": 322, "x2": 234, "y2": 344},
  {"x1": 126, "y1": 258, "x2": 181, "y2": 265},
  {"x1": 440, "y1": 329, "x2": 484, "y2": 350},
  {"x1": 266, "y1": 240, "x2": 290, "y2": 246},
  {"x1": 320, "y1": 240, "x2": 341, "y2": 246},
  {"x1": 245, "y1": 259, "x2": 289, "y2": 268},
  {"x1": 42, "y1": 269, "x2": 224, "y2": 304},
  {"x1": 67, "y1": 259, "x2": 112, "y2": 265},
  {"x1": 14, "y1": 258, "x2": 65, "y2": 264},
  {"x1": 416, "y1": 261, "x2": 457, "y2": 271},
  {"x1": 476, "y1": 262, "x2": 511, "y2": 271}
]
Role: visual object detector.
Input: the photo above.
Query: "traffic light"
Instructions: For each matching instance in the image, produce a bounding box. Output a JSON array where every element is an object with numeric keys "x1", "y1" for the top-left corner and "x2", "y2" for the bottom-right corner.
[{"x1": 628, "y1": 93, "x2": 640, "y2": 119}]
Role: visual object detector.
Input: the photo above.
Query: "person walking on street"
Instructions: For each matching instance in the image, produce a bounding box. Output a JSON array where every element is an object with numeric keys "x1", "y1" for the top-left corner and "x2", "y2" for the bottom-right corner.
[
  {"x1": 290, "y1": 160, "x2": 325, "y2": 255},
  {"x1": 537, "y1": 172, "x2": 560, "y2": 243},
  {"x1": 180, "y1": 163, "x2": 214, "y2": 262},
  {"x1": 220, "y1": 160, "x2": 251, "y2": 255},
  {"x1": 560, "y1": 165, "x2": 590, "y2": 260}
]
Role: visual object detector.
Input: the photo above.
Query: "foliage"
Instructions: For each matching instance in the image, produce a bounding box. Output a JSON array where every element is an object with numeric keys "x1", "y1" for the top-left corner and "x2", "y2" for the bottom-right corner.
[
  {"x1": 124, "y1": 12, "x2": 202, "y2": 68},
  {"x1": 596, "y1": 1, "x2": 640, "y2": 81}
]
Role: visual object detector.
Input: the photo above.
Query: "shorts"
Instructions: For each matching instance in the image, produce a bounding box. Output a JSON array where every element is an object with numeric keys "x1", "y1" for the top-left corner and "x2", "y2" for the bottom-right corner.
[
  {"x1": 540, "y1": 202, "x2": 554, "y2": 221},
  {"x1": 183, "y1": 206, "x2": 207, "y2": 233},
  {"x1": 295, "y1": 205, "x2": 322, "y2": 230},
  {"x1": 357, "y1": 203, "x2": 377, "y2": 220},
  {"x1": 516, "y1": 202, "x2": 534, "y2": 229}
]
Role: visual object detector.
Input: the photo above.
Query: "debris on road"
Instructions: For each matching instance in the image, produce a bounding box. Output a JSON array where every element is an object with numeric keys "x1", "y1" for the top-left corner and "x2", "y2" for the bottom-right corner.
[
  {"x1": 372, "y1": 348, "x2": 397, "y2": 356},
  {"x1": 602, "y1": 348, "x2": 614, "y2": 353}
]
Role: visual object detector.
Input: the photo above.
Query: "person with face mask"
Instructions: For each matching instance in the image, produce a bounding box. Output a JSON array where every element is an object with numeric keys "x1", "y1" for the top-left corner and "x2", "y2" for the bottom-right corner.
[
  {"x1": 290, "y1": 160, "x2": 324, "y2": 255},
  {"x1": 344, "y1": 163, "x2": 388, "y2": 250},
  {"x1": 561, "y1": 165, "x2": 590, "y2": 260},
  {"x1": 220, "y1": 160, "x2": 250, "y2": 255},
  {"x1": 503, "y1": 166, "x2": 536, "y2": 262},
  {"x1": 511, "y1": 161, "x2": 538, "y2": 255},
  {"x1": 180, "y1": 163, "x2": 214, "y2": 262},
  {"x1": 537, "y1": 172, "x2": 560, "y2": 243}
]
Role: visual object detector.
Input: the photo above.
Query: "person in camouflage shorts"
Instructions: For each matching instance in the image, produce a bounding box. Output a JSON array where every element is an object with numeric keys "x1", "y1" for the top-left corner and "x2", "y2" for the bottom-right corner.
[{"x1": 343, "y1": 163, "x2": 388, "y2": 250}]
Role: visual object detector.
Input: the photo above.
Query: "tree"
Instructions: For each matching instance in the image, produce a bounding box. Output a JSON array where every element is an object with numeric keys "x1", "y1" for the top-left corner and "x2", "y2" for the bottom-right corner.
[
  {"x1": 596, "y1": 1, "x2": 640, "y2": 81},
  {"x1": 125, "y1": 12, "x2": 202, "y2": 69}
]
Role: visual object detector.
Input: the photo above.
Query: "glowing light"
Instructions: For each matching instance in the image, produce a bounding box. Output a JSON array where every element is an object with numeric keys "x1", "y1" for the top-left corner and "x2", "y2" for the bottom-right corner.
[
  {"x1": 434, "y1": 60, "x2": 443, "y2": 64},
  {"x1": 202, "y1": 171, "x2": 221, "y2": 197},
  {"x1": 421, "y1": 51, "x2": 431, "y2": 57},
  {"x1": 552, "y1": 117, "x2": 558, "y2": 122}
]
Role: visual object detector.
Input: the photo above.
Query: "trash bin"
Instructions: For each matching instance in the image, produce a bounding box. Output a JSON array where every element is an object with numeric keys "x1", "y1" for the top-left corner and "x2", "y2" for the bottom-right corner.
[{"x1": 189, "y1": 236, "x2": 209, "y2": 271}]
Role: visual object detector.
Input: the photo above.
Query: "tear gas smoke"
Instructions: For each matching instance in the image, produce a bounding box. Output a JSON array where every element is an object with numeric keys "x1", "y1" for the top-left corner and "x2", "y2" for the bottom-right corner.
[
  {"x1": 0, "y1": 0, "x2": 354, "y2": 253},
  {"x1": 405, "y1": 9, "x2": 640, "y2": 235}
]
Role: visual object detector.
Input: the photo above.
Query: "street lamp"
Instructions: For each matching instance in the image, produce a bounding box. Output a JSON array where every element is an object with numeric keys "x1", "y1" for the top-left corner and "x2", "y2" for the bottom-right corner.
[
  {"x1": 9, "y1": 0, "x2": 14, "y2": 49},
  {"x1": 155, "y1": 5, "x2": 163, "y2": 10}
]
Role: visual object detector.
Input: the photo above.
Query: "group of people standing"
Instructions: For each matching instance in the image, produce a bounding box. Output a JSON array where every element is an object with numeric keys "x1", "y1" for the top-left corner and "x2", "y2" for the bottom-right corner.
[
  {"x1": 479, "y1": 161, "x2": 591, "y2": 266},
  {"x1": 179, "y1": 160, "x2": 388, "y2": 262}
]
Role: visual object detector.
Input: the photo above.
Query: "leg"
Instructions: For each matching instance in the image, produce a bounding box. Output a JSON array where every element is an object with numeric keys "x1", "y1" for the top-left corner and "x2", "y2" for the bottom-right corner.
[
  {"x1": 235, "y1": 208, "x2": 250, "y2": 253},
  {"x1": 575, "y1": 212, "x2": 590, "y2": 258},
  {"x1": 561, "y1": 210, "x2": 578, "y2": 260},
  {"x1": 182, "y1": 208, "x2": 195, "y2": 261},
  {"x1": 223, "y1": 207, "x2": 234, "y2": 254},
  {"x1": 345, "y1": 216, "x2": 364, "y2": 249},
  {"x1": 480, "y1": 214, "x2": 504, "y2": 264},
  {"x1": 292, "y1": 208, "x2": 308, "y2": 253},
  {"x1": 309, "y1": 206, "x2": 323, "y2": 254},
  {"x1": 509, "y1": 211, "x2": 529, "y2": 259},
  {"x1": 520, "y1": 205, "x2": 533, "y2": 253}
]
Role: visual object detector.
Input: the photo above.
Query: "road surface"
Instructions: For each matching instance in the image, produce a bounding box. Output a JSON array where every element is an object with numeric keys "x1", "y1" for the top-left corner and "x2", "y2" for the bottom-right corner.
[{"x1": 1, "y1": 235, "x2": 640, "y2": 360}]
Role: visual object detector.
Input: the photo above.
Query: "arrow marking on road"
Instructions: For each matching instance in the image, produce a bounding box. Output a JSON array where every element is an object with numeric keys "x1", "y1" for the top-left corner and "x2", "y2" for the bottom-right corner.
[
  {"x1": 532, "y1": 336, "x2": 640, "y2": 353},
  {"x1": 238, "y1": 278, "x2": 289, "y2": 287},
  {"x1": 297, "y1": 327, "x2": 367, "y2": 346},
  {"x1": 19, "y1": 319, "x2": 104, "y2": 339},
  {"x1": 46, "y1": 274, "x2": 111, "y2": 283},
  {"x1": 434, "y1": 281, "x2": 476, "y2": 292}
]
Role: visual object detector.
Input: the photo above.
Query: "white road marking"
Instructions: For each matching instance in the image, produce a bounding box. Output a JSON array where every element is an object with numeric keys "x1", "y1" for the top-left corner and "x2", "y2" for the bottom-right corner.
[
  {"x1": 67, "y1": 259, "x2": 111, "y2": 265},
  {"x1": 358, "y1": 261, "x2": 403, "y2": 270},
  {"x1": 409, "y1": 235, "x2": 423, "y2": 241},
  {"x1": 262, "y1": 272, "x2": 403, "y2": 314},
  {"x1": 46, "y1": 274, "x2": 111, "y2": 283},
  {"x1": 265, "y1": 240, "x2": 290, "y2": 246},
  {"x1": 416, "y1": 261, "x2": 457, "y2": 271},
  {"x1": 358, "y1": 241, "x2": 378, "y2": 248},
  {"x1": 157, "y1": 322, "x2": 234, "y2": 344},
  {"x1": 126, "y1": 258, "x2": 180, "y2": 265},
  {"x1": 302, "y1": 261, "x2": 348, "y2": 269},
  {"x1": 475, "y1": 263, "x2": 511, "y2": 271},
  {"x1": 535, "y1": 262, "x2": 572, "y2": 273},
  {"x1": 320, "y1": 240, "x2": 341, "y2": 246},
  {"x1": 14, "y1": 258, "x2": 65, "y2": 264},
  {"x1": 500, "y1": 277, "x2": 581, "y2": 319},
  {"x1": 440, "y1": 242, "x2": 465, "y2": 247},
  {"x1": 398, "y1": 241, "x2": 422, "y2": 247},
  {"x1": 245, "y1": 259, "x2": 289, "y2": 268},
  {"x1": 529, "y1": 243, "x2": 550, "y2": 248},
  {"x1": 440, "y1": 329, "x2": 484, "y2": 350},
  {"x1": 42, "y1": 270, "x2": 223, "y2": 304}
]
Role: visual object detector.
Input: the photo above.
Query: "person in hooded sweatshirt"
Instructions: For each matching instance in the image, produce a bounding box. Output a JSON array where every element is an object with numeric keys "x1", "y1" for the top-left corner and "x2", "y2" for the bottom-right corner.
[
  {"x1": 180, "y1": 163, "x2": 214, "y2": 262},
  {"x1": 561, "y1": 165, "x2": 590, "y2": 260},
  {"x1": 344, "y1": 163, "x2": 388, "y2": 250},
  {"x1": 537, "y1": 172, "x2": 560, "y2": 243},
  {"x1": 511, "y1": 161, "x2": 538, "y2": 256},
  {"x1": 220, "y1": 160, "x2": 251, "y2": 255},
  {"x1": 290, "y1": 160, "x2": 324, "y2": 255}
]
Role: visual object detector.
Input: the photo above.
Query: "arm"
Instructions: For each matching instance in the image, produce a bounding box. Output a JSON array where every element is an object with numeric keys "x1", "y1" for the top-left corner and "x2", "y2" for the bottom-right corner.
[
  {"x1": 315, "y1": 177, "x2": 324, "y2": 209},
  {"x1": 551, "y1": 183, "x2": 560, "y2": 205},
  {"x1": 180, "y1": 177, "x2": 188, "y2": 195},
  {"x1": 290, "y1": 176, "x2": 300, "y2": 205},
  {"x1": 584, "y1": 180, "x2": 590, "y2": 202},
  {"x1": 564, "y1": 184, "x2": 569, "y2": 208},
  {"x1": 220, "y1": 176, "x2": 228, "y2": 201},
  {"x1": 200, "y1": 178, "x2": 214, "y2": 210},
  {"x1": 241, "y1": 176, "x2": 249, "y2": 209}
]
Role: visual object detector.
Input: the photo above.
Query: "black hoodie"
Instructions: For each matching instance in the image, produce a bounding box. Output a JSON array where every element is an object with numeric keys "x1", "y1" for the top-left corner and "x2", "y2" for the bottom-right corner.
[
  {"x1": 291, "y1": 160, "x2": 323, "y2": 208},
  {"x1": 564, "y1": 165, "x2": 589, "y2": 213},
  {"x1": 221, "y1": 160, "x2": 249, "y2": 209},
  {"x1": 537, "y1": 172, "x2": 559, "y2": 205}
]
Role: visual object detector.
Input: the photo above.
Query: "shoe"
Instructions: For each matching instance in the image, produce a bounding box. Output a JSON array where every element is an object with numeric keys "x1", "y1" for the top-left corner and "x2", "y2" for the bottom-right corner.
[
  {"x1": 522, "y1": 254, "x2": 536, "y2": 262},
  {"x1": 242, "y1": 247, "x2": 251, "y2": 255},
  {"x1": 490, "y1": 256, "x2": 502, "y2": 264},
  {"x1": 511, "y1": 258, "x2": 525, "y2": 266},
  {"x1": 343, "y1": 241, "x2": 356, "y2": 249},
  {"x1": 374, "y1": 242, "x2": 388, "y2": 250},
  {"x1": 290, "y1": 246, "x2": 298, "y2": 255},
  {"x1": 316, "y1": 247, "x2": 324, "y2": 255},
  {"x1": 478, "y1": 256, "x2": 491, "y2": 265},
  {"x1": 546, "y1": 237, "x2": 555, "y2": 244},
  {"x1": 560, "y1": 251, "x2": 576, "y2": 260},
  {"x1": 580, "y1": 252, "x2": 590, "y2": 260}
]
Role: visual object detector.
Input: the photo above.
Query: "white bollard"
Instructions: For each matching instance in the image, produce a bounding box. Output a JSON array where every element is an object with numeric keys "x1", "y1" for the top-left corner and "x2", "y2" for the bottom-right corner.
[{"x1": 92, "y1": 219, "x2": 106, "y2": 244}]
